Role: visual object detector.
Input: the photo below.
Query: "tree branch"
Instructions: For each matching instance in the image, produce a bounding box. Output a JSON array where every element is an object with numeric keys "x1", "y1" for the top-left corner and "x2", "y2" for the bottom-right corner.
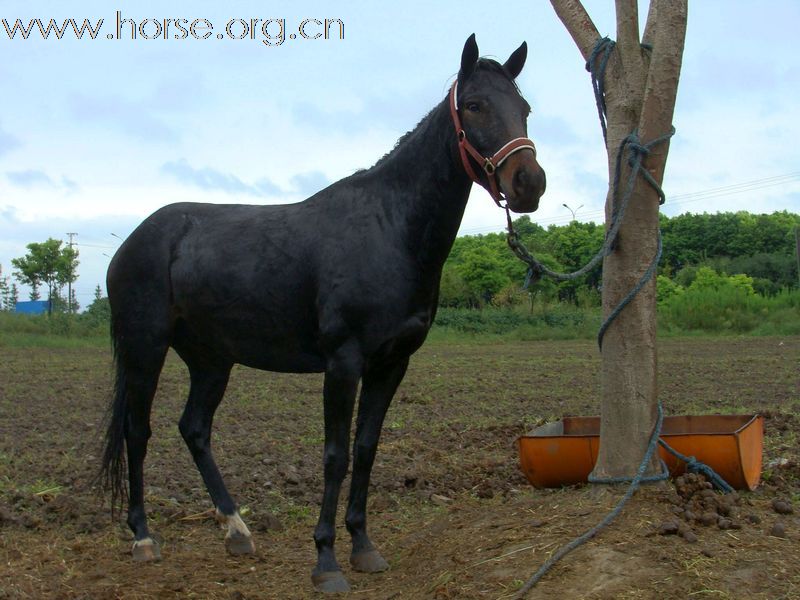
[
  {"x1": 615, "y1": 0, "x2": 640, "y2": 55},
  {"x1": 550, "y1": 0, "x2": 600, "y2": 61},
  {"x1": 642, "y1": 0, "x2": 660, "y2": 48},
  {"x1": 638, "y1": 0, "x2": 688, "y2": 186}
]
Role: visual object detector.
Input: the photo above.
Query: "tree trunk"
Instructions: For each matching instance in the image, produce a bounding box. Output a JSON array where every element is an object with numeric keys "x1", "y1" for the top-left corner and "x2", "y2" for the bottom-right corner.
[{"x1": 550, "y1": 0, "x2": 687, "y2": 479}]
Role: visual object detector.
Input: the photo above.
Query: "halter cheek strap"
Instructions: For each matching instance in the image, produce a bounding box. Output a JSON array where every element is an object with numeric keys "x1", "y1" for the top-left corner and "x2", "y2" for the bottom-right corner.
[{"x1": 449, "y1": 82, "x2": 537, "y2": 207}]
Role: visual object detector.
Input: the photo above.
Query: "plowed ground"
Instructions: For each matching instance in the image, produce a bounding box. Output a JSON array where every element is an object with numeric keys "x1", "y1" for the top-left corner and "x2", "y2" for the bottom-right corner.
[{"x1": 1, "y1": 337, "x2": 798, "y2": 599}]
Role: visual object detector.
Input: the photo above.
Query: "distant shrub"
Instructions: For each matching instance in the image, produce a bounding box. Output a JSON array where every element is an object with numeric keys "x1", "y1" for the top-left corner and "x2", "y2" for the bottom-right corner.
[
  {"x1": 431, "y1": 305, "x2": 598, "y2": 340},
  {"x1": 0, "y1": 298, "x2": 110, "y2": 347},
  {"x1": 658, "y1": 267, "x2": 799, "y2": 334},
  {"x1": 656, "y1": 275, "x2": 684, "y2": 306}
]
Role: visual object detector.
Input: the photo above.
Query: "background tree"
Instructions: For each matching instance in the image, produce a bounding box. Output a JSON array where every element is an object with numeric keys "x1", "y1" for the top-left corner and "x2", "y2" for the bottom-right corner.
[
  {"x1": 12, "y1": 238, "x2": 80, "y2": 315},
  {"x1": 0, "y1": 266, "x2": 8, "y2": 311},
  {"x1": 550, "y1": 0, "x2": 688, "y2": 479},
  {"x1": 438, "y1": 211, "x2": 798, "y2": 309},
  {"x1": 1, "y1": 265, "x2": 26, "y2": 309},
  {"x1": 82, "y1": 287, "x2": 110, "y2": 329},
  {"x1": 69, "y1": 288, "x2": 80, "y2": 313},
  {"x1": 9, "y1": 283, "x2": 19, "y2": 310}
]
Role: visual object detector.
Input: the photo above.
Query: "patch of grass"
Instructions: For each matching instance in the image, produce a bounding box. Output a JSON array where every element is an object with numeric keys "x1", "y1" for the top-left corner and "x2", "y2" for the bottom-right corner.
[
  {"x1": 299, "y1": 434, "x2": 324, "y2": 446},
  {"x1": 0, "y1": 312, "x2": 110, "y2": 348},
  {"x1": 387, "y1": 417, "x2": 406, "y2": 430},
  {"x1": 264, "y1": 490, "x2": 314, "y2": 524},
  {"x1": 430, "y1": 305, "x2": 599, "y2": 341},
  {"x1": 0, "y1": 332, "x2": 110, "y2": 348},
  {"x1": 0, "y1": 475, "x2": 62, "y2": 498},
  {"x1": 278, "y1": 501, "x2": 313, "y2": 523}
]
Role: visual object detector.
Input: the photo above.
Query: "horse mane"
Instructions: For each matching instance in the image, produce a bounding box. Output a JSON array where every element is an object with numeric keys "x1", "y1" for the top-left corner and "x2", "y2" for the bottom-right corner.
[{"x1": 369, "y1": 58, "x2": 519, "y2": 172}]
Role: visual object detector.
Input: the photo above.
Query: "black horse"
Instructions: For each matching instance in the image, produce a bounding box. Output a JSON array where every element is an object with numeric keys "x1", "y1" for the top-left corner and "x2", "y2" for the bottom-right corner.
[{"x1": 101, "y1": 34, "x2": 545, "y2": 593}]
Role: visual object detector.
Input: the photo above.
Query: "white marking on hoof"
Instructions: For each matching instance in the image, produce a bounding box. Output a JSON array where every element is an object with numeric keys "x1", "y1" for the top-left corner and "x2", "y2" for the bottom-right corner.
[
  {"x1": 216, "y1": 509, "x2": 255, "y2": 555},
  {"x1": 215, "y1": 509, "x2": 252, "y2": 538},
  {"x1": 214, "y1": 508, "x2": 228, "y2": 528}
]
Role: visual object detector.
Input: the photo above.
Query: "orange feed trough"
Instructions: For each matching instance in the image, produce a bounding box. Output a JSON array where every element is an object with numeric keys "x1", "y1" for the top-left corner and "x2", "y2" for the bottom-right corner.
[{"x1": 518, "y1": 414, "x2": 763, "y2": 491}]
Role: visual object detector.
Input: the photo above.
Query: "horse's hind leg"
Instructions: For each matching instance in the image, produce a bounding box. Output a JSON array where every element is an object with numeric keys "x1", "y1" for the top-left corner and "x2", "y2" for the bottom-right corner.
[
  {"x1": 178, "y1": 362, "x2": 254, "y2": 556},
  {"x1": 121, "y1": 344, "x2": 169, "y2": 562},
  {"x1": 345, "y1": 358, "x2": 409, "y2": 573}
]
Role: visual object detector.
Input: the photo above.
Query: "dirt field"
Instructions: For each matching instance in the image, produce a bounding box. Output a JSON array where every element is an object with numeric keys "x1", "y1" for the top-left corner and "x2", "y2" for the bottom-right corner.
[{"x1": 1, "y1": 337, "x2": 798, "y2": 599}]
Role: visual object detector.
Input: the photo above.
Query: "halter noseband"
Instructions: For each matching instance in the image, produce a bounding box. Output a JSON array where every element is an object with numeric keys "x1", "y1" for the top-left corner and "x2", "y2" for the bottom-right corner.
[{"x1": 449, "y1": 81, "x2": 537, "y2": 207}]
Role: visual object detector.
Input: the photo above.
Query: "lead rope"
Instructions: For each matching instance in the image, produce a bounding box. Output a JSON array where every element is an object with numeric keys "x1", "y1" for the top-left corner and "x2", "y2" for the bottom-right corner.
[
  {"x1": 513, "y1": 404, "x2": 665, "y2": 599},
  {"x1": 505, "y1": 124, "x2": 674, "y2": 349}
]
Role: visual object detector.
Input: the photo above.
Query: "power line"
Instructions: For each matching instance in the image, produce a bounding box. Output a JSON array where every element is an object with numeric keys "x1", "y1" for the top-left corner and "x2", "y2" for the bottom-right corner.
[
  {"x1": 74, "y1": 242, "x2": 116, "y2": 249},
  {"x1": 459, "y1": 171, "x2": 800, "y2": 235},
  {"x1": 669, "y1": 172, "x2": 800, "y2": 205}
]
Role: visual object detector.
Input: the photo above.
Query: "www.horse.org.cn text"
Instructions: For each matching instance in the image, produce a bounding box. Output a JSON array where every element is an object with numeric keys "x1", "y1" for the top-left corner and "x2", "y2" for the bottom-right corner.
[{"x1": 1, "y1": 11, "x2": 345, "y2": 47}]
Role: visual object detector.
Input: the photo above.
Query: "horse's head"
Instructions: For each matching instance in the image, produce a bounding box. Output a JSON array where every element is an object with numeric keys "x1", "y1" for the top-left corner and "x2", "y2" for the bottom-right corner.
[{"x1": 452, "y1": 34, "x2": 546, "y2": 213}]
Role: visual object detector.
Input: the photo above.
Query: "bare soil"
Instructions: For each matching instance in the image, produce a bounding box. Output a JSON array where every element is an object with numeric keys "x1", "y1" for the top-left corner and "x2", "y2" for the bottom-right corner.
[{"x1": 0, "y1": 336, "x2": 798, "y2": 599}]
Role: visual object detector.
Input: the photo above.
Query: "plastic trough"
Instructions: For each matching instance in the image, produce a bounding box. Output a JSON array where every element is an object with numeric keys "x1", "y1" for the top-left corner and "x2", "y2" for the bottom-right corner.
[{"x1": 518, "y1": 414, "x2": 763, "y2": 491}]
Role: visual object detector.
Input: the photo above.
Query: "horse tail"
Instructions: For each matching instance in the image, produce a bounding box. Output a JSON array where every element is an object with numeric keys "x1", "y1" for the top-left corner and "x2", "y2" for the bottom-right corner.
[{"x1": 98, "y1": 317, "x2": 128, "y2": 517}]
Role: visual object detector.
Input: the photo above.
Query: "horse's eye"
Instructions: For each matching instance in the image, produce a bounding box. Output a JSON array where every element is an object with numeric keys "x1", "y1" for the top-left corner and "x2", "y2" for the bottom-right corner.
[{"x1": 466, "y1": 102, "x2": 480, "y2": 113}]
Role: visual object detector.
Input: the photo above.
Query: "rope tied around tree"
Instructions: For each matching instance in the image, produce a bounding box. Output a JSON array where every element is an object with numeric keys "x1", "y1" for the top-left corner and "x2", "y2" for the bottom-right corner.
[
  {"x1": 586, "y1": 36, "x2": 615, "y2": 143},
  {"x1": 511, "y1": 35, "x2": 734, "y2": 597},
  {"x1": 505, "y1": 124, "x2": 674, "y2": 348}
]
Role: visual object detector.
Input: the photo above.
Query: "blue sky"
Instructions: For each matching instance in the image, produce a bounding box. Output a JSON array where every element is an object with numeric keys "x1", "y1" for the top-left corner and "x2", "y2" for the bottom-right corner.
[{"x1": 1, "y1": 0, "x2": 798, "y2": 306}]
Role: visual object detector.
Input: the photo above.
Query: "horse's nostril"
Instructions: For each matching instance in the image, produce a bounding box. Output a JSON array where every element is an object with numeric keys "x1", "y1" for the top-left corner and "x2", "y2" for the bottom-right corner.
[{"x1": 513, "y1": 168, "x2": 529, "y2": 194}]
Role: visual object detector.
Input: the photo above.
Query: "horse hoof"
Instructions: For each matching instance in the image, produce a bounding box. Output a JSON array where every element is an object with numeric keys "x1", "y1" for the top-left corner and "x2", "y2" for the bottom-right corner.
[
  {"x1": 132, "y1": 538, "x2": 161, "y2": 562},
  {"x1": 225, "y1": 531, "x2": 256, "y2": 556},
  {"x1": 350, "y1": 548, "x2": 389, "y2": 573},
  {"x1": 312, "y1": 570, "x2": 351, "y2": 593}
]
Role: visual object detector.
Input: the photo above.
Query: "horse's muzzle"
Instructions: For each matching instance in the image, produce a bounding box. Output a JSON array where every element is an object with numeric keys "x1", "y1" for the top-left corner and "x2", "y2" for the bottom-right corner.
[{"x1": 501, "y1": 153, "x2": 546, "y2": 213}]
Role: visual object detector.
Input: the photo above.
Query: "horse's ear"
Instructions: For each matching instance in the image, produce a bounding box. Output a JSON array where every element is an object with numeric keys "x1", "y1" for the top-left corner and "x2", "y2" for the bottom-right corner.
[
  {"x1": 504, "y1": 41, "x2": 527, "y2": 79},
  {"x1": 459, "y1": 33, "x2": 479, "y2": 83}
]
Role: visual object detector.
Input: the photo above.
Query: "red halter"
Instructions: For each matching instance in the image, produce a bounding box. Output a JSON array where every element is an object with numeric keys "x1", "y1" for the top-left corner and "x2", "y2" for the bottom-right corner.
[{"x1": 449, "y1": 81, "x2": 537, "y2": 207}]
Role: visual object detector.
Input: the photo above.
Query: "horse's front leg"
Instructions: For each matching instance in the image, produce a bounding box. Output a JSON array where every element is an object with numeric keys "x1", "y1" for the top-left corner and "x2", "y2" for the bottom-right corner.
[
  {"x1": 312, "y1": 342, "x2": 362, "y2": 593},
  {"x1": 346, "y1": 357, "x2": 409, "y2": 573}
]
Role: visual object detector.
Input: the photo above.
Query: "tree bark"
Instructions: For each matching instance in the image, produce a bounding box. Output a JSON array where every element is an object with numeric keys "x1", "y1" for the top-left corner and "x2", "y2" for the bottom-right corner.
[{"x1": 550, "y1": 0, "x2": 687, "y2": 479}]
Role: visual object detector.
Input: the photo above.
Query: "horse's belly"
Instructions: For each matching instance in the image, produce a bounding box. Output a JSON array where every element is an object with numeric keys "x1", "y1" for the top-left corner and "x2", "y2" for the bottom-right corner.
[
  {"x1": 172, "y1": 313, "x2": 326, "y2": 373},
  {"x1": 237, "y1": 349, "x2": 326, "y2": 373}
]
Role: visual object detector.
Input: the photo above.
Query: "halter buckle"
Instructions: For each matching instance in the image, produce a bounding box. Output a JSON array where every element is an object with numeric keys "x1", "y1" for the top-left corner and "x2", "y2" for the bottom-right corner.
[{"x1": 483, "y1": 160, "x2": 496, "y2": 175}]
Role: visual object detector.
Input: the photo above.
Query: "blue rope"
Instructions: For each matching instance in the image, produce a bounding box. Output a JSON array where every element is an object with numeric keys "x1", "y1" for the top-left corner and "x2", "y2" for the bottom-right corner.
[
  {"x1": 658, "y1": 439, "x2": 735, "y2": 493},
  {"x1": 594, "y1": 125, "x2": 675, "y2": 348},
  {"x1": 514, "y1": 404, "x2": 736, "y2": 598},
  {"x1": 513, "y1": 403, "x2": 665, "y2": 599},
  {"x1": 585, "y1": 37, "x2": 615, "y2": 143},
  {"x1": 505, "y1": 125, "x2": 674, "y2": 349}
]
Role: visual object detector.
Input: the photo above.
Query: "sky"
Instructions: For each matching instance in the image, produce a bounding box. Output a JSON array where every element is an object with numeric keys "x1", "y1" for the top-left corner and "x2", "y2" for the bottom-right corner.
[{"x1": 1, "y1": 0, "x2": 799, "y2": 307}]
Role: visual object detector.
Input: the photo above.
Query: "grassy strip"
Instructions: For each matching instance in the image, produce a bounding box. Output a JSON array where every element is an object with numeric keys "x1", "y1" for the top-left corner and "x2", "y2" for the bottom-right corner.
[{"x1": 2, "y1": 289, "x2": 799, "y2": 348}]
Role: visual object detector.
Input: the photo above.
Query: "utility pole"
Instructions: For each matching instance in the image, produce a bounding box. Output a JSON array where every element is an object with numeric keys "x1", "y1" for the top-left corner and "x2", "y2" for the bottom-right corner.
[
  {"x1": 66, "y1": 232, "x2": 77, "y2": 313},
  {"x1": 795, "y1": 226, "x2": 800, "y2": 288}
]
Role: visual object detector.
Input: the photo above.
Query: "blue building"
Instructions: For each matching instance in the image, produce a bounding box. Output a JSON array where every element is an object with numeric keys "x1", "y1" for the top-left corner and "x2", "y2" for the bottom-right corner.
[{"x1": 14, "y1": 300, "x2": 49, "y2": 315}]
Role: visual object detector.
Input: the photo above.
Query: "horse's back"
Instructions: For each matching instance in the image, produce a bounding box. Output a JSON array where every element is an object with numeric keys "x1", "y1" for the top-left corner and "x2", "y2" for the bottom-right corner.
[
  {"x1": 107, "y1": 201, "x2": 328, "y2": 370},
  {"x1": 110, "y1": 201, "x2": 309, "y2": 290}
]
